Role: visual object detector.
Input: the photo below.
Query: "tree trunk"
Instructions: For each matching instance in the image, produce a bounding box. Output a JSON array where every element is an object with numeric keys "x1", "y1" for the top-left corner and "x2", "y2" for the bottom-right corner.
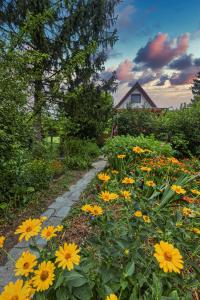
[{"x1": 33, "y1": 78, "x2": 43, "y2": 142}]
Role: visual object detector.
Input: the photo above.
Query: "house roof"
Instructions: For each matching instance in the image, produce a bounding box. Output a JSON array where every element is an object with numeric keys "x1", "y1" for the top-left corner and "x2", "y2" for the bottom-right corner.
[{"x1": 115, "y1": 82, "x2": 157, "y2": 109}]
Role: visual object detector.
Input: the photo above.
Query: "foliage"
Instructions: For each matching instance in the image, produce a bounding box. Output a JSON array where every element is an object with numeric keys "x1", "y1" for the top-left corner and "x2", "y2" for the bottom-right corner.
[
  {"x1": 1, "y1": 146, "x2": 199, "y2": 299},
  {"x1": 192, "y1": 71, "x2": 200, "y2": 98}
]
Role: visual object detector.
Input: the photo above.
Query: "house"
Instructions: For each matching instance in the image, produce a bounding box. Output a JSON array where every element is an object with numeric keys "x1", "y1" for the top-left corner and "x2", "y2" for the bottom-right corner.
[{"x1": 114, "y1": 82, "x2": 157, "y2": 109}]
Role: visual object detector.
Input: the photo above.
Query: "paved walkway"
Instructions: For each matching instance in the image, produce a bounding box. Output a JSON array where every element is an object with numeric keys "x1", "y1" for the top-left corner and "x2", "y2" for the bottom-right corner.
[{"x1": 0, "y1": 157, "x2": 106, "y2": 290}]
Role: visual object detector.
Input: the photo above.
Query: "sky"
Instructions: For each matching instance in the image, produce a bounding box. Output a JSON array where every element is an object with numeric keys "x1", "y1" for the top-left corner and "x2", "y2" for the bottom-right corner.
[{"x1": 104, "y1": 0, "x2": 200, "y2": 108}]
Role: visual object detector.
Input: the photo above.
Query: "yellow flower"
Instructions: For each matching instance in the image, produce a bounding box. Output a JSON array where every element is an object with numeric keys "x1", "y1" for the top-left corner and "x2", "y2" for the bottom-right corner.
[
  {"x1": 167, "y1": 157, "x2": 180, "y2": 164},
  {"x1": 33, "y1": 261, "x2": 55, "y2": 292},
  {"x1": 82, "y1": 204, "x2": 93, "y2": 212},
  {"x1": 182, "y1": 207, "x2": 192, "y2": 216},
  {"x1": 143, "y1": 215, "x2": 151, "y2": 223},
  {"x1": 0, "y1": 279, "x2": 30, "y2": 300},
  {"x1": 117, "y1": 154, "x2": 126, "y2": 159},
  {"x1": 15, "y1": 218, "x2": 41, "y2": 242},
  {"x1": 176, "y1": 222, "x2": 183, "y2": 227},
  {"x1": 111, "y1": 170, "x2": 119, "y2": 174},
  {"x1": 24, "y1": 279, "x2": 35, "y2": 298},
  {"x1": 134, "y1": 211, "x2": 143, "y2": 217},
  {"x1": 140, "y1": 166, "x2": 152, "y2": 172},
  {"x1": 41, "y1": 226, "x2": 57, "y2": 241},
  {"x1": 90, "y1": 205, "x2": 103, "y2": 216},
  {"x1": 124, "y1": 249, "x2": 129, "y2": 256},
  {"x1": 190, "y1": 228, "x2": 200, "y2": 234},
  {"x1": 171, "y1": 185, "x2": 186, "y2": 195},
  {"x1": 132, "y1": 146, "x2": 144, "y2": 154},
  {"x1": 105, "y1": 294, "x2": 118, "y2": 300},
  {"x1": 40, "y1": 216, "x2": 47, "y2": 222},
  {"x1": 15, "y1": 251, "x2": 37, "y2": 277},
  {"x1": 98, "y1": 172, "x2": 110, "y2": 182},
  {"x1": 154, "y1": 241, "x2": 184, "y2": 273},
  {"x1": 120, "y1": 190, "x2": 131, "y2": 200},
  {"x1": 191, "y1": 189, "x2": 200, "y2": 196},
  {"x1": 55, "y1": 243, "x2": 80, "y2": 271},
  {"x1": 99, "y1": 191, "x2": 118, "y2": 202},
  {"x1": 122, "y1": 177, "x2": 135, "y2": 184},
  {"x1": 0, "y1": 236, "x2": 5, "y2": 248},
  {"x1": 55, "y1": 225, "x2": 64, "y2": 232},
  {"x1": 146, "y1": 180, "x2": 156, "y2": 187}
]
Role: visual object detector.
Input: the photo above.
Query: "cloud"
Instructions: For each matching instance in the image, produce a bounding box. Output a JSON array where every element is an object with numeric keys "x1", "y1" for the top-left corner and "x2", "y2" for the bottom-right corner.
[
  {"x1": 134, "y1": 33, "x2": 189, "y2": 69},
  {"x1": 116, "y1": 59, "x2": 134, "y2": 81},
  {"x1": 156, "y1": 74, "x2": 170, "y2": 86},
  {"x1": 169, "y1": 54, "x2": 193, "y2": 70},
  {"x1": 118, "y1": 5, "x2": 136, "y2": 27},
  {"x1": 169, "y1": 68, "x2": 197, "y2": 85}
]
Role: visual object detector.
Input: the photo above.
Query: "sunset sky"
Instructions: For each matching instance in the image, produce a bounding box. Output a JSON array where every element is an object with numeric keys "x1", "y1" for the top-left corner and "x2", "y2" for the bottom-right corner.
[{"x1": 104, "y1": 0, "x2": 200, "y2": 108}]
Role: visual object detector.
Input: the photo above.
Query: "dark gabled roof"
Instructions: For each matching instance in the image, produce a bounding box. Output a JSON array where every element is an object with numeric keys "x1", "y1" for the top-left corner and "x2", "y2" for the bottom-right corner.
[{"x1": 115, "y1": 82, "x2": 157, "y2": 109}]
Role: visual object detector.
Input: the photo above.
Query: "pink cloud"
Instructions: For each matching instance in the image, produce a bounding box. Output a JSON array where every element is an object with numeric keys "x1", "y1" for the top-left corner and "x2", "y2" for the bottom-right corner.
[
  {"x1": 134, "y1": 33, "x2": 189, "y2": 69},
  {"x1": 116, "y1": 59, "x2": 134, "y2": 81}
]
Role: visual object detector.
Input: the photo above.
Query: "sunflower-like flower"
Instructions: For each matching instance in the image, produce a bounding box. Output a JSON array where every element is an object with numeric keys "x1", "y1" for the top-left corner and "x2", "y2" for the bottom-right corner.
[
  {"x1": 32, "y1": 261, "x2": 55, "y2": 292},
  {"x1": 111, "y1": 170, "x2": 119, "y2": 174},
  {"x1": 134, "y1": 211, "x2": 143, "y2": 217},
  {"x1": 182, "y1": 207, "x2": 193, "y2": 216},
  {"x1": 190, "y1": 228, "x2": 200, "y2": 235},
  {"x1": 55, "y1": 224, "x2": 64, "y2": 232},
  {"x1": 82, "y1": 204, "x2": 93, "y2": 212},
  {"x1": 120, "y1": 190, "x2": 131, "y2": 200},
  {"x1": 90, "y1": 205, "x2": 103, "y2": 216},
  {"x1": 143, "y1": 215, "x2": 151, "y2": 223},
  {"x1": 41, "y1": 226, "x2": 57, "y2": 241},
  {"x1": 140, "y1": 166, "x2": 152, "y2": 172},
  {"x1": 15, "y1": 218, "x2": 42, "y2": 242},
  {"x1": 191, "y1": 189, "x2": 200, "y2": 196},
  {"x1": 117, "y1": 154, "x2": 126, "y2": 159},
  {"x1": 154, "y1": 241, "x2": 184, "y2": 273},
  {"x1": 105, "y1": 294, "x2": 118, "y2": 300},
  {"x1": 171, "y1": 185, "x2": 186, "y2": 195},
  {"x1": 167, "y1": 157, "x2": 180, "y2": 164},
  {"x1": 132, "y1": 146, "x2": 144, "y2": 154},
  {"x1": 122, "y1": 177, "x2": 135, "y2": 184},
  {"x1": 99, "y1": 191, "x2": 118, "y2": 202},
  {"x1": 145, "y1": 180, "x2": 156, "y2": 187},
  {"x1": 0, "y1": 279, "x2": 30, "y2": 300},
  {"x1": 15, "y1": 251, "x2": 37, "y2": 277},
  {"x1": 55, "y1": 243, "x2": 80, "y2": 271},
  {"x1": 98, "y1": 172, "x2": 110, "y2": 182},
  {"x1": 0, "y1": 236, "x2": 5, "y2": 248}
]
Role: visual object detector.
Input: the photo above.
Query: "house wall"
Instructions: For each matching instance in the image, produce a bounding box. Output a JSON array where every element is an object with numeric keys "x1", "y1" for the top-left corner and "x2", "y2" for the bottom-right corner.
[{"x1": 119, "y1": 88, "x2": 152, "y2": 109}]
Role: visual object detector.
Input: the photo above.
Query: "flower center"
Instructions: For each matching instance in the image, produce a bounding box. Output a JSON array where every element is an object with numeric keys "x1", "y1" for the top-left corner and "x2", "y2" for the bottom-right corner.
[
  {"x1": 23, "y1": 262, "x2": 30, "y2": 269},
  {"x1": 40, "y1": 270, "x2": 49, "y2": 281},
  {"x1": 11, "y1": 296, "x2": 19, "y2": 300},
  {"x1": 164, "y1": 252, "x2": 172, "y2": 261},
  {"x1": 26, "y1": 226, "x2": 32, "y2": 232},
  {"x1": 65, "y1": 253, "x2": 71, "y2": 260}
]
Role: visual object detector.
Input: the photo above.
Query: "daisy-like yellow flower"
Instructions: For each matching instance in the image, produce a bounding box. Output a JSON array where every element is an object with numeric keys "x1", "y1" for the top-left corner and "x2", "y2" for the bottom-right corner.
[
  {"x1": 40, "y1": 216, "x2": 47, "y2": 223},
  {"x1": 124, "y1": 249, "x2": 129, "y2": 256},
  {"x1": 105, "y1": 294, "x2": 118, "y2": 300},
  {"x1": 0, "y1": 279, "x2": 30, "y2": 300},
  {"x1": 15, "y1": 251, "x2": 37, "y2": 277},
  {"x1": 55, "y1": 243, "x2": 80, "y2": 271},
  {"x1": 182, "y1": 207, "x2": 192, "y2": 216},
  {"x1": 97, "y1": 172, "x2": 110, "y2": 182},
  {"x1": 132, "y1": 146, "x2": 144, "y2": 154},
  {"x1": 167, "y1": 157, "x2": 180, "y2": 164},
  {"x1": 33, "y1": 261, "x2": 55, "y2": 292},
  {"x1": 143, "y1": 215, "x2": 151, "y2": 223},
  {"x1": 171, "y1": 185, "x2": 186, "y2": 195},
  {"x1": 154, "y1": 241, "x2": 184, "y2": 273},
  {"x1": 25, "y1": 279, "x2": 35, "y2": 298},
  {"x1": 134, "y1": 211, "x2": 143, "y2": 217},
  {"x1": 90, "y1": 205, "x2": 103, "y2": 216},
  {"x1": 111, "y1": 170, "x2": 119, "y2": 174},
  {"x1": 55, "y1": 224, "x2": 64, "y2": 232},
  {"x1": 122, "y1": 177, "x2": 135, "y2": 184},
  {"x1": 120, "y1": 190, "x2": 131, "y2": 200},
  {"x1": 0, "y1": 236, "x2": 5, "y2": 248},
  {"x1": 140, "y1": 166, "x2": 152, "y2": 172},
  {"x1": 15, "y1": 218, "x2": 41, "y2": 242},
  {"x1": 190, "y1": 228, "x2": 200, "y2": 234},
  {"x1": 191, "y1": 189, "x2": 200, "y2": 196},
  {"x1": 41, "y1": 226, "x2": 57, "y2": 241},
  {"x1": 117, "y1": 154, "x2": 126, "y2": 159},
  {"x1": 99, "y1": 191, "x2": 118, "y2": 202},
  {"x1": 82, "y1": 204, "x2": 93, "y2": 212},
  {"x1": 145, "y1": 180, "x2": 156, "y2": 187}
]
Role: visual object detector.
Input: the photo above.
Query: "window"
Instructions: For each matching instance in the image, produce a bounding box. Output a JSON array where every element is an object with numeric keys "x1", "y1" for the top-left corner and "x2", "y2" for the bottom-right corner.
[{"x1": 131, "y1": 93, "x2": 141, "y2": 103}]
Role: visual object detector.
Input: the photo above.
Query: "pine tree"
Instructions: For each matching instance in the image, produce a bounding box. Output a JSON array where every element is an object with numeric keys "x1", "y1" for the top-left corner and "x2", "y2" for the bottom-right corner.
[
  {"x1": 192, "y1": 71, "x2": 200, "y2": 99},
  {"x1": 0, "y1": 0, "x2": 120, "y2": 140}
]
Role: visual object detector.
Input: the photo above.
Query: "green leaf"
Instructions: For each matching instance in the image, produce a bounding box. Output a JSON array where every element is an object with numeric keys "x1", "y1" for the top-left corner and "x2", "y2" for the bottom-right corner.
[
  {"x1": 55, "y1": 273, "x2": 64, "y2": 289},
  {"x1": 124, "y1": 261, "x2": 135, "y2": 277},
  {"x1": 73, "y1": 284, "x2": 92, "y2": 300},
  {"x1": 56, "y1": 287, "x2": 69, "y2": 300},
  {"x1": 64, "y1": 271, "x2": 88, "y2": 288}
]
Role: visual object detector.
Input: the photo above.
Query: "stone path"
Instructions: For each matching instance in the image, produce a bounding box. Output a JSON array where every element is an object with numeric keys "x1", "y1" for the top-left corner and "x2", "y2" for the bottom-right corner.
[{"x1": 0, "y1": 157, "x2": 106, "y2": 290}]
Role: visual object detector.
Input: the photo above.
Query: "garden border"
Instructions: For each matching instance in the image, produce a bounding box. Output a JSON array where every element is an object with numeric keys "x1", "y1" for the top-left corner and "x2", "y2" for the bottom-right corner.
[{"x1": 0, "y1": 157, "x2": 107, "y2": 290}]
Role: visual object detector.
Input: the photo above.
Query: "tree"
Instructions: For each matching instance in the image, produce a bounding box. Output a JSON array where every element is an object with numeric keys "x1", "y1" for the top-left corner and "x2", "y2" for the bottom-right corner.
[
  {"x1": 0, "y1": 0, "x2": 120, "y2": 141},
  {"x1": 192, "y1": 71, "x2": 200, "y2": 99}
]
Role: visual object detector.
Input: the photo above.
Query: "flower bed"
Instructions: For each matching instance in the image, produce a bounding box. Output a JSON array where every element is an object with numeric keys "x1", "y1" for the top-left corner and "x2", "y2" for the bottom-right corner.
[{"x1": 0, "y1": 144, "x2": 200, "y2": 299}]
